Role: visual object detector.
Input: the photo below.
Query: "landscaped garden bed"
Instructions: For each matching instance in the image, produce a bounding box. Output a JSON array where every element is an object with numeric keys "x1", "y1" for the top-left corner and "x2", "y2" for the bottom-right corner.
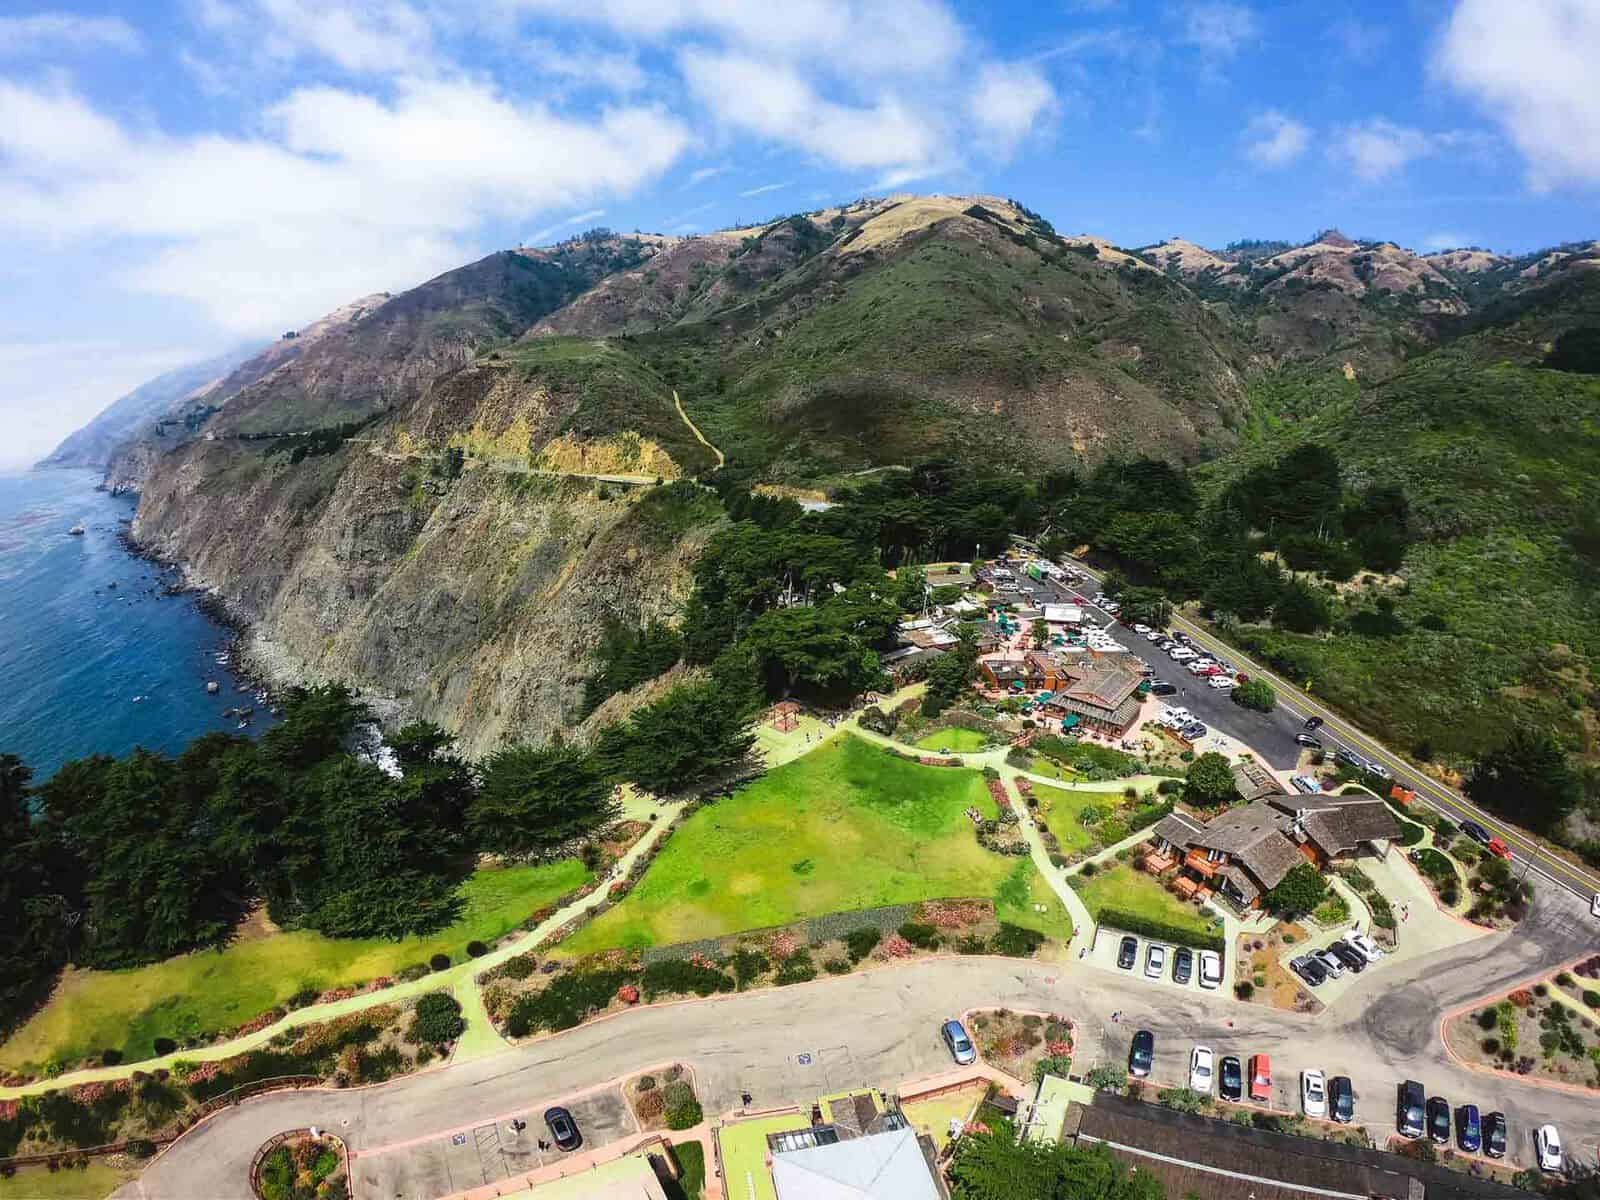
[
  {"x1": 966, "y1": 1009, "x2": 1073, "y2": 1084},
  {"x1": 0, "y1": 994, "x2": 453, "y2": 1167},
  {"x1": 484, "y1": 897, "x2": 1060, "y2": 1039},
  {"x1": 1235, "y1": 924, "x2": 1320, "y2": 1013},
  {"x1": 252, "y1": 1130, "x2": 348, "y2": 1200},
  {"x1": 555, "y1": 736, "x2": 1073, "y2": 955},
  {"x1": 1335, "y1": 865, "x2": 1397, "y2": 939},
  {"x1": 1028, "y1": 783, "x2": 1169, "y2": 866},
  {"x1": 1008, "y1": 735, "x2": 1143, "y2": 783},
  {"x1": 1445, "y1": 983, "x2": 1600, "y2": 1090},
  {"x1": 623, "y1": 1065, "x2": 703, "y2": 1132},
  {"x1": 1068, "y1": 862, "x2": 1224, "y2": 951}
]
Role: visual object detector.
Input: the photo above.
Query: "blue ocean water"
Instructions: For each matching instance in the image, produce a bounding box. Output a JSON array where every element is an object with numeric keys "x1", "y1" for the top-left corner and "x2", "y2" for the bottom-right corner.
[{"x1": 0, "y1": 468, "x2": 274, "y2": 779}]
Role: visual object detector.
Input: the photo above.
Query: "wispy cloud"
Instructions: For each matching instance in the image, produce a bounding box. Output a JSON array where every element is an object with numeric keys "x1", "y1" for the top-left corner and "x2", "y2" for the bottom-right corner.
[
  {"x1": 686, "y1": 164, "x2": 731, "y2": 186},
  {"x1": 0, "y1": 11, "x2": 141, "y2": 55},
  {"x1": 737, "y1": 180, "x2": 793, "y2": 198},
  {"x1": 1172, "y1": 1, "x2": 1260, "y2": 58},
  {"x1": 1241, "y1": 109, "x2": 1308, "y2": 167},
  {"x1": 1330, "y1": 118, "x2": 1431, "y2": 182},
  {"x1": 1423, "y1": 232, "x2": 1471, "y2": 251},
  {"x1": 526, "y1": 208, "x2": 608, "y2": 243}
]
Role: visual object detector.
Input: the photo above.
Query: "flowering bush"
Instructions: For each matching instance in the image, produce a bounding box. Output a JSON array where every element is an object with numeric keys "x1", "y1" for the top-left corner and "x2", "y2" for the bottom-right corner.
[
  {"x1": 879, "y1": 934, "x2": 914, "y2": 959},
  {"x1": 72, "y1": 1082, "x2": 108, "y2": 1104},
  {"x1": 920, "y1": 900, "x2": 991, "y2": 929},
  {"x1": 318, "y1": 988, "x2": 357, "y2": 1004},
  {"x1": 769, "y1": 931, "x2": 802, "y2": 960},
  {"x1": 1047, "y1": 1039, "x2": 1072, "y2": 1056},
  {"x1": 1509, "y1": 990, "x2": 1534, "y2": 1008},
  {"x1": 618, "y1": 985, "x2": 640, "y2": 1004}
]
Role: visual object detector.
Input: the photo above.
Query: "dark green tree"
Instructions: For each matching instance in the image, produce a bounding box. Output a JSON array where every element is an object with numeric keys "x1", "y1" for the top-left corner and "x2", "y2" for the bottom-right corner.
[
  {"x1": 1232, "y1": 679, "x2": 1277, "y2": 712},
  {"x1": 1273, "y1": 580, "x2": 1331, "y2": 633},
  {"x1": 1184, "y1": 752, "x2": 1238, "y2": 806},
  {"x1": 948, "y1": 1128, "x2": 1166, "y2": 1199},
  {"x1": 921, "y1": 623, "x2": 980, "y2": 718},
  {"x1": 608, "y1": 678, "x2": 757, "y2": 794},
  {"x1": 471, "y1": 744, "x2": 617, "y2": 857},
  {"x1": 1465, "y1": 727, "x2": 1581, "y2": 834},
  {"x1": 1118, "y1": 586, "x2": 1172, "y2": 629},
  {"x1": 1262, "y1": 862, "x2": 1328, "y2": 917},
  {"x1": 0, "y1": 755, "x2": 69, "y2": 1034}
]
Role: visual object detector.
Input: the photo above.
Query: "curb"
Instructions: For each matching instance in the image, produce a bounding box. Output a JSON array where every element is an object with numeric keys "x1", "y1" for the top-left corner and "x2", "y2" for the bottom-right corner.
[{"x1": 1435, "y1": 956, "x2": 1600, "y2": 1098}]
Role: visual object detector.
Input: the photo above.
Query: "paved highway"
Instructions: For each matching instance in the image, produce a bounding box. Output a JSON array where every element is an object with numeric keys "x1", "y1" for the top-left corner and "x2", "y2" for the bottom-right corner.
[{"x1": 1035, "y1": 554, "x2": 1600, "y2": 905}]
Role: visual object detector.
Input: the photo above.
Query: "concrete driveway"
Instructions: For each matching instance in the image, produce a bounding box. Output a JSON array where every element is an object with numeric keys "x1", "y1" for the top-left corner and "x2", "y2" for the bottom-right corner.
[{"x1": 120, "y1": 882, "x2": 1600, "y2": 1198}]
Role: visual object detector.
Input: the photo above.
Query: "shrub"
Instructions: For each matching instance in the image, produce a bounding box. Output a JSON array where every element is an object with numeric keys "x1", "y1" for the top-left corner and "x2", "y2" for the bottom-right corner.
[
  {"x1": 499, "y1": 954, "x2": 538, "y2": 981},
  {"x1": 663, "y1": 1081, "x2": 703, "y2": 1130},
  {"x1": 412, "y1": 992, "x2": 466, "y2": 1044},
  {"x1": 637, "y1": 1074, "x2": 656, "y2": 1091},
  {"x1": 152, "y1": 1037, "x2": 177, "y2": 1057},
  {"x1": 898, "y1": 922, "x2": 940, "y2": 950},
  {"x1": 1583, "y1": 990, "x2": 1600, "y2": 1009},
  {"x1": 466, "y1": 940, "x2": 489, "y2": 958},
  {"x1": 100, "y1": 1049, "x2": 123, "y2": 1067},
  {"x1": 641, "y1": 958, "x2": 733, "y2": 999},
  {"x1": 824, "y1": 958, "x2": 850, "y2": 975},
  {"x1": 1096, "y1": 909, "x2": 1224, "y2": 953},
  {"x1": 1235, "y1": 981, "x2": 1254, "y2": 1000},
  {"x1": 844, "y1": 927, "x2": 882, "y2": 962},
  {"x1": 1084, "y1": 1064, "x2": 1126, "y2": 1091},
  {"x1": 990, "y1": 924, "x2": 1046, "y2": 957},
  {"x1": 397, "y1": 963, "x2": 432, "y2": 982},
  {"x1": 1079, "y1": 861, "x2": 1099, "y2": 878},
  {"x1": 1481, "y1": 1038, "x2": 1499, "y2": 1055},
  {"x1": 1477, "y1": 1009, "x2": 1499, "y2": 1031},
  {"x1": 636, "y1": 1089, "x2": 666, "y2": 1120},
  {"x1": 1156, "y1": 778, "x2": 1182, "y2": 795},
  {"x1": 1033, "y1": 1055, "x2": 1073, "y2": 1082},
  {"x1": 728, "y1": 947, "x2": 769, "y2": 989},
  {"x1": 429, "y1": 953, "x2": 451, "y2": 972},
  {"x1": 774, "y1": 949, "x2": 818, "y2": 985},
  {"x1": 505, "y1": 968, "x2": 636, "y2": 1035}
]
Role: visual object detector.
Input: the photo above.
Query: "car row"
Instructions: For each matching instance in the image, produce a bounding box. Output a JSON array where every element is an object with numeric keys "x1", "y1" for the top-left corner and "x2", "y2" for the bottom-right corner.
[
  {"x1": 1458, "y1": 818, "x2": 1514, "y2": 861},
  {"x1": 1152, "y1": 706, "x2": 1208, "y2": 743},
  {"x1": 1289, "y1": 933, "x2": 1385, "y2": 986},
  {"x1": 1116, "y1": 934, "x2": 1221, "y2": 988},
  {"x1": 1396, "y1": 1081, "x2": 1549, "y2": 1167},
  {"x1": 1332, "y1": 745, "x2": 1391, "y2": 782},
  {"x1": 1135, "y1": 1039, "x2": 1353, "y2": 1123}
]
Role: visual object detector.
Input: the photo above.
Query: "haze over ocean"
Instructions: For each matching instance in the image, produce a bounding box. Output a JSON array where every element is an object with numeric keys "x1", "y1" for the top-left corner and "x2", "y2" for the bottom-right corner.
[{"x1": 0, "y1": 468, "x2": 272, "y2": 779}]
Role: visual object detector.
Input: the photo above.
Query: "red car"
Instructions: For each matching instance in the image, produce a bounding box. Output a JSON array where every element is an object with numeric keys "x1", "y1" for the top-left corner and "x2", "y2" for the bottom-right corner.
[
  {"x1": 1487, "y1": 837, "x2": 1513, "y2": 861},
  {"x1": 1248, "y1": 1054, "x2": 1272, "y2": 1103}
]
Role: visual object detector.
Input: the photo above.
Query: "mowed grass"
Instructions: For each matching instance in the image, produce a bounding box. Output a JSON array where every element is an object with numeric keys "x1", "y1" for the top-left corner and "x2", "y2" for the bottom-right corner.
[
  {"x1": 563, "y1": 734, "x2": 1072, "y2": 953},
  {"x1": 0, "y1": 1163, "x2": 134, "y2": 1200},
  {"x1": 912, "y1": 727, "x2": 990, "y2": 752},
  {"x1": 1069, "y1": 864, "x2": 1216, "y2": 938},
  {"x1": 1032, "y1": 784, "x2": 1131, "y2": 854},
  {"x1": 0, "y1": 859, "x2": 590, "y2": 1071}
]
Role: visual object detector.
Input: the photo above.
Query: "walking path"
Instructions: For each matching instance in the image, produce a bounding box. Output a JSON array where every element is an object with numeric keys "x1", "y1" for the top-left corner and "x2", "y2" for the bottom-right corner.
[{"x1": 673, "y1": 389, "x2": 724, "y2": 469}]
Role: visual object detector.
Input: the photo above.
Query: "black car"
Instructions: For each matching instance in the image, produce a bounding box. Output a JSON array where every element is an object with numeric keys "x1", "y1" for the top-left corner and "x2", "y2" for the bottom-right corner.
[
  {"x1": 1117, "y1": 935, "x2": 1138, "y2": 970},
  {"x1": 1150, "y1": 680, "x2": 1178, "y2": 696},
  {"x1": 1129, "y1": 1030, "x2": 1154, "y2": 1078},
  {"x1": 1329, "y1": 1076, "x2": 1354, "y2": 1123},
  {"x1": 1173, "y1": 946, "x2": 1193, "y2": 985},
  {"x1": 1290, "y1": 955, "x2": 1328, "y2": 987},
  {"x1": 1397, "y1": 1081, "x2": 1425, "y2": 1139},
  {"x1": 1329, "y1": 940, "x2": 1368, "y2": 973},
  {"x1": 1484, "y1": 1111, "x2": 1508, "y2": 1159},
  {"x1": 1460, "y1": 820, "x2": 1492, "y2": 846},
  {"x1": 1427, "y1": 1096, "x2": 1451, "y2": 1145},
  {"x1": 1219, "y1": 1055, "x2": 1243, "y2": 1102},
  {"x1": 1294, "y1": 733, "x2": 1322, "y2": 749},
  {"x1": 544, "y1": 1106, "x2": 582, "y2": 1151},
  {"x1": 1303, "y1": 716, "x2": 1324, "y2": 731},
  {"x1": 1457, "y1": 1105, "x2": 1481, "y2": 1153}
]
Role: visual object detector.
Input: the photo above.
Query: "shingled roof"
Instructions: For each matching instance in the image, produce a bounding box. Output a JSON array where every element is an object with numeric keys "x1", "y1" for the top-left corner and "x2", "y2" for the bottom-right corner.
[
  {"x1": 1188, "y1": 806, "x2": 1304, "y2": 891},
  {"x1": 1230, "y1": 758, "x2": 1282, "y2": 803},
  {"x1": 1267, "y1": 794, "x2": 1401, "y2": 854},
  {"x1": 1061, "y1": 663, "x2": 1142, "y2": 710}
]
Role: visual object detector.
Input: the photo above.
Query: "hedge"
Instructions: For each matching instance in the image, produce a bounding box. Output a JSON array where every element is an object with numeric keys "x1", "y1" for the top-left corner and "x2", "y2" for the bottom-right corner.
[{"x1": 1097, "y1": 910, "x2": 1225, "y2": 953}]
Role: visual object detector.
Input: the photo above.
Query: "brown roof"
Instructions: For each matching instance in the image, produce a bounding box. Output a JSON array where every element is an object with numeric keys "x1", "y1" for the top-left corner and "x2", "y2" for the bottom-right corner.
[
  {"x1": 1230, "y1": 759, "x2": 1281, "y2": 802},
  {"x1": 1151, "y1": 811, "x2": 1207, "y2": 849},
  {"x1": 1267, "y1": 794, "x2": 1402, "y2": 852},
  {"x1": 1188, "y1": 805, "x2": 1303, "y2": 891},
  {"x1": 1061, "y1": 663, "x2": 1142, "y2": 711}
]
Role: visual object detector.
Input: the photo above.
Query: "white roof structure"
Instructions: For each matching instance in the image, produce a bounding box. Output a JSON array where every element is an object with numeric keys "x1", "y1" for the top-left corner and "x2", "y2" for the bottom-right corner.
[
  {"x1": 770, "y1": 1128, "x2": 941, "y2": 1200},
  {"x1": 1042, "y1": 603, "x2": 1083, "y2": 624}
]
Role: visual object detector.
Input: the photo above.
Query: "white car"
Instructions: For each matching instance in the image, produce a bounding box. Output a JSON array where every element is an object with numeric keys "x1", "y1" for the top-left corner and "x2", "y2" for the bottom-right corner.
[
  {"x1": 1346, "y1": 932, "x2": 1385, "y2": 963},
  {"x1": 1536, "y1": 1124, "x2": 1563, "y2": 1172},
  {"x1": 1591, "y1": 892, "x2": 1600, "y2": 918},
  {"x1": 1189, "y1": 1045, "x2": 1214, "y2": 1093},
  {"x1": 1132, "y1": 623, "x2": 1151, "y2": 635},
  {"x1": 1301, "y1": 1069, "x2": 1327, "y2": 1118},
  {"x1": 1145, "y1": 943, "x2": 1167, "y2": 979},
  {"x1": 1208, "y1": 676, "x2": 1237, "y2": 690},
  {"x1": 1145, "y1": 630, "x2": 1163, "y2": 642},
  {"x1": 1198, "y1": 950, "x2": 1222, "y2": 990}
]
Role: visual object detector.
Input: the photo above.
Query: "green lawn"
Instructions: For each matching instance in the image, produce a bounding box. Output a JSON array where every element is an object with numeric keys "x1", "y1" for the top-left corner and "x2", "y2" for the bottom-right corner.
[
  {"x1": 0, "y1": 1163, "x2": 133, "y2": 1200},
  {"x1": 562, "y1": 734, "x2": 1072, "y2": 953},
  {"x1": 1070, "y1": 864, "x2": 1216, "y2": 939},
  {"x1": 912, "y1": 728, "x2": 990, "y2": 752},
  {"x1": 0, "y1": 859, "x2": 590, "y2": 1072},
  {"x1": 1032, "y1": 784, "x2": 1134, "y2": 854}
]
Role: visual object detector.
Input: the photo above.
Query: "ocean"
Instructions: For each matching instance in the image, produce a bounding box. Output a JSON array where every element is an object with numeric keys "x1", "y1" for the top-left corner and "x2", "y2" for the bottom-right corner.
[{"x1": 0, "y1": 468, "x2": 275, "y2": 780}]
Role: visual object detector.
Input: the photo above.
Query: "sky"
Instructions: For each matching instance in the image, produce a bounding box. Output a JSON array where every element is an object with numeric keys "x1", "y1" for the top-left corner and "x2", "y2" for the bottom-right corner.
[{"x1": 1, "y1": 0, "x2": 1598, "y2": 467}]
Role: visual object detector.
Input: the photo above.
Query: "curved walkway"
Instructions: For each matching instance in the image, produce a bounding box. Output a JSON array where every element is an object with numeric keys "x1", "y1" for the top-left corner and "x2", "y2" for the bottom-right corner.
[
  {"x1": 122, "y1": 884, "x2": 1600, "y2": 1196},
  {"x1": 673, "y1": 389, "x2": 724, "y2": 469}
]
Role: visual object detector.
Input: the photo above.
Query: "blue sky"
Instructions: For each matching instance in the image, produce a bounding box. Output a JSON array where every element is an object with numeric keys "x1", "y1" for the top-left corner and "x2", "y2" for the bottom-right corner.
[{"x1": 2, "y1": 0, "x2": 1598, "y2": 465}]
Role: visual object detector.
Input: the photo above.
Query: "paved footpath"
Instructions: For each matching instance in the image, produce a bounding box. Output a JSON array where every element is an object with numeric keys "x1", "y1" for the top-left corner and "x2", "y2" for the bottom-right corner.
[{"x1": 122, "y1": 882, "x2": 1600, "y2": 1197}]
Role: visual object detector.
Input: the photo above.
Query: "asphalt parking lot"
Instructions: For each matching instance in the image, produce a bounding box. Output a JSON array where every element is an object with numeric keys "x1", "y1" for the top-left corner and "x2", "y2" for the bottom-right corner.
[
  {"x1": 356, "y1": 1088, "x2": 635, "y2": 1200},
  {"x1": 1087, "y1": 928, "x2": 1213, "y2": 998},
  {"x1": 1023, "y1": 575, "x2": 1309, "y2": 771}
]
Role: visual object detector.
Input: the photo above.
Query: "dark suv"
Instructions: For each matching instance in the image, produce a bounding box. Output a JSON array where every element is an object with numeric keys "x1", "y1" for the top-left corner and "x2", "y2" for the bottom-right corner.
[
  {"x1": 1329, "y1": 940, "x2": 1368, "y2": 973},
  {"x1": 1129, "y1": 1030, "x2": 1154, "y2": 1078},
  {"x1": 1329, "y1": 1076, "x2": 1354, "y2": 1123},
  {"x1": 1117, "y1": 936, "x2": 1138, "y2": 970},
  {"x1": 1219, "y1": 1056, "x2": 1243, "y2": 1102},
  {"x1": 1173, "y1": 946, "x2": 1193, "y2": 984},
  {"x1": 1427, "y1": 1096, "x2": 1451, "y2": 1145},
  {"x1": 1484, "y1": 1111, "x2": 1507, "y2": 1159},
  {"x1": 1397, "y1": 1081, "x2": 1425, "y2": 1139}
]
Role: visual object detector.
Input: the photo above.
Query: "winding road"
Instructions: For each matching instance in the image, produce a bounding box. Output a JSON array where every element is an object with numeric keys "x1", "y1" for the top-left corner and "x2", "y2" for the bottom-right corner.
[{"x1": 123, "y1": 883, "x2": 1599, "y2": 1197}]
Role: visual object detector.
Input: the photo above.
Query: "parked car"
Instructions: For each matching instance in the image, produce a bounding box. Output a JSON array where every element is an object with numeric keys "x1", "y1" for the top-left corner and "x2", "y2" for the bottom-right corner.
[
  {"x1": 1346, "y1": 933, "x2": 1385, "y2": 963},
  {"x1": 1313, "y1": 949, "x2": 1346, "y2": 979},
  {"x1": 1484, "y1": 1111, "x2": 1508, "y2": 1159},
  {"x1": 1129, "y1": 1030, "x2": 1154, "y2": 1078},
  {"x1": 1117, "y1": 936, "x2": 1138, "y2": 970},
  {"x1": 1427, "y1": 1096, "x2": 1451, "y2": 1145},
  {"x1": 1294, "y1": 733, "x2": 1322, "y2": 749},
  {"x1": 1248, "y1": 1054, "x2": 1272, "y2": 1103},
  {"x1": 1145, "y1": 630, "x2": 1164, "y2": 642},
  {"x1": 544, "y1": 1106, "x2": 582, "y2": 1151},
  {"x1": 1485, "y1": 837, "x2": 1512, "y2": 860},
  {"x1": 1199, "y1": 950, "x2": 1223, "y2": 990},
  {"x1": 1461, "y1": 819, "x2": 1492, "y2": 846},
  {"x1": 1145, "y1": 943, "x2": 1167, "y2": 979},
  {"x1": 1592, "y1": 891, "x2": 1600, "y2": 919},
  {"x1": 1536, "y1": 1124, "x2": 1563, "y2": 1172},
  {"x1": 1219, "y1": 1055, "x2": 1243, "y2": 1102},
  {"x1": 942, "y1": 1020, "x2": 976, "y2": 1065},
  {"x1": 1397, "y1": 1081, "x2": 1425, "y2": 1139},
  {"x1": 1132, "y1": 623, "x2": 1151, "y2": 635},
  {"x1": 1329, "y1": 1076, "x2": 1354, "y2": 1123},
  {"x1": 1367, "y1": 762, "x2": 1392, "y2": 781},
  {"x1": 1150, "y1": 681, "x2": 1178, "y2": 696},
  {"x1": 1173, "y1": 946, "x2": 1193, "y2": 985},
  {"x1": 1329, "y1": 940, "x2": 1368, "y2": 973},
  {"x1": 1290, "y1": 955, "x2": 1327, "y2": 987},
  {"x1": 1182, "y1": 723, "x2": 1209, "y2": 741},
  {"x1": 1457, "y1": 1104, "x2": 1482, "y2": 1153},
  {"x1": 1333, "y1": 747, "x2": 1364, "y2": 770},
  {"x1": 1209, "y1": 676, "x2": 1237, "y2": 690},
  {"x1": 1301, "y1": 1069, "x2": 1327, "y2": 1118},
  {"x1": 1190, "y1": 1046, "x2": 1214, "y2": 1093}
]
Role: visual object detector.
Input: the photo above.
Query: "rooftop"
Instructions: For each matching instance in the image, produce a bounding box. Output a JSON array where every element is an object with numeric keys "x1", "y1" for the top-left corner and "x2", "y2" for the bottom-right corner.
[{"x1": 770, "y1": 1126, "x2": 943, "y2": 1200}]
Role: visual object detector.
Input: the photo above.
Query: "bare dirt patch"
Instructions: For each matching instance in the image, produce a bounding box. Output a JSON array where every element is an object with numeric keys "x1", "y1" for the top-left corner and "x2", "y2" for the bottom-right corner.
[
  {"x1": 1235, "y1": 923, "x2": 1322, "y2": 1014},
  {"x1": 967, "y1": 1008, "x2": 1073, "y2": 1084}
]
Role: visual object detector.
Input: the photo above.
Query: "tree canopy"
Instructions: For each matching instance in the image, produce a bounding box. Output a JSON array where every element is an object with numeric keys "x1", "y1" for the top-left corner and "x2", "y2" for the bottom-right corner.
[
  {"x1": 1184, "y1": 752, "x2": 1238, "y2": 806},
  {"x1": 1262, "y1": 861, "x2": 1328, "y2": 917},
  {"x1": 947, "y1": 1127, "x2": 1166, "y2": 1200},
  {"x1": 1466, "y1": 727, "x2": 1581, "y2": 835}
]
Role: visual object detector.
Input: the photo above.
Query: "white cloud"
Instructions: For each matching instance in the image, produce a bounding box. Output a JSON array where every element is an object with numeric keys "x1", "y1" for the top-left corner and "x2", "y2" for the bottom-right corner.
[
  {"x1": 1433, "y1": 0, "x2": 1600, "y2": 189},
  {"x1": 0, "y1": 77, "x2": 690, "y2": 331},
  {"x1": 199, "y1": 0, "x2": 435, "y2": 74},
  {"x1": 1330, "y1": 18, "x2": 1386, "y2": 61},
  {"x1": 737, "y1": 181, "x2": 791, "y2": 198},
  {"x1": 686, "y1": 164, "x2": 730, "y2": 185},
  {"x1": 970, "y1": 63, "x2": 1057, "y2": 156},
  {"x1": 521, "y1": 38, "x2": 646, "y2": 92},
  {"x1": 1173, "y1": 1, "x2": 1259, "y2": 57},
  {"x1": 0, "y1": 12, "x2": 140, "y2": 55},
  {"x1": 1241, "y1": 109, "x2": 1308, "y2": 167},
  {"x1": 1423, "y1": 232, "x2": 1470, "y2": 250},
  {"x1": 526, "y1": 208, "x2": 607, "y2": 243},
  {"x1": 1331, "y1": 118, "x2": 1431, "y2": 182},
  {"x1": 679, "y1": 49, "x2": 939, "y2": 173}
]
